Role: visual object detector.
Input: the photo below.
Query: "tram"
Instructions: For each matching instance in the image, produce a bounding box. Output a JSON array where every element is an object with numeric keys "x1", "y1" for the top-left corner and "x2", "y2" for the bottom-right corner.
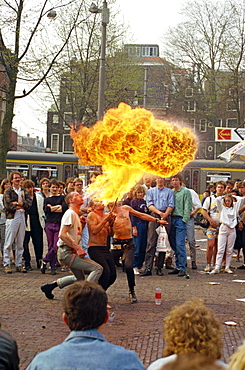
[
  {"x1": 5, "y1": 151, "x2": 99, "y2": 186},
  {"x1": 182, "y1": 159, "x2": 245, "y2": 195}
]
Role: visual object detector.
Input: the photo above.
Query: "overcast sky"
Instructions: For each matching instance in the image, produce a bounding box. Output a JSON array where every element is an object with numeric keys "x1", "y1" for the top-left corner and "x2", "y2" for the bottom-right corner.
[{"x1": 12, "y1": 0, "x2": 186, "y2": 143}]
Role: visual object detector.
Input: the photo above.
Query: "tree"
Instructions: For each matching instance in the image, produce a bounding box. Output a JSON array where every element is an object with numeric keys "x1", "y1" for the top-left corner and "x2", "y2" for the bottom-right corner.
[
  {"x1": 42, "y1": 5, "x2": 143, "y2": 130},
  {"x1": 164, "y1": 0, "x2": 241, "y2": 124},
  {"x1": 0, "y1": 0, "x2": 94, "y2": 179}
]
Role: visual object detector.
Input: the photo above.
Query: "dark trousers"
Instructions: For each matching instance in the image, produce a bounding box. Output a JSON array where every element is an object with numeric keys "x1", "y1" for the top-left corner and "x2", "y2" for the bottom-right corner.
[
  {"x1": 144, "y1": 213, "x2": 171, "y2": 271},
  {"x1": 88, "y1": 246, "x2": 117, "y2": 291},
  {"x1": 133, "y1": 222, "x2": 148, "y2": 269},
  {"x1": 23, "y1": 221, "x2": 43, "y2": 268},
  {"x1": 111, "y1": 239, "x2": 135, "y2": 291}
]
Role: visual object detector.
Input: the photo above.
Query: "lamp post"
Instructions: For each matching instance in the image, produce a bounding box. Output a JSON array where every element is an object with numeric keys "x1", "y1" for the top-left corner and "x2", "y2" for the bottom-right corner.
[{"x1": 89, "y1": 1, "x2": 109, "y2": 121}]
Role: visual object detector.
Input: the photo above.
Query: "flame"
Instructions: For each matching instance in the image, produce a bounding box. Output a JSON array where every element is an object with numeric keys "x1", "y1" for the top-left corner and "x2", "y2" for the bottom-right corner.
[{"x1": 71, "y1": 103, "x2": 198, "y2": 202}]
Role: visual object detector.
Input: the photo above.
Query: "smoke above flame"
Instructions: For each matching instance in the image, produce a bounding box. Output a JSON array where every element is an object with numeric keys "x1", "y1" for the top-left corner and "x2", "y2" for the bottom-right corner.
[{"x1": 71, "y1": 103, "x2": 197, "y2": 202}]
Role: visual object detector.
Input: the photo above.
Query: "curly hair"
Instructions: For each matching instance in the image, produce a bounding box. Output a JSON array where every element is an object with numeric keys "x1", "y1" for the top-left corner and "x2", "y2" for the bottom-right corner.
[
  {"x1": 229, "y1": 340, "x2": 245, "y2": 370},
  {"x1": 163, "y1": 299, "x2": 223, "y2": 360}
]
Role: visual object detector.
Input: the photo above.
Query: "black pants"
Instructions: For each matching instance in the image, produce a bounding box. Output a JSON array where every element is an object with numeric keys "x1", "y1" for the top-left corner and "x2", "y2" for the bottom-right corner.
[
  {"x1": 88, "y1": 246, "x2": 116, "y2": 291},
  {"x1": 23, "y1": 221, "x2": 43, "y2": 267},
  {"x1": 111, "y1": 238, "x2": 135, "y2": 291}
]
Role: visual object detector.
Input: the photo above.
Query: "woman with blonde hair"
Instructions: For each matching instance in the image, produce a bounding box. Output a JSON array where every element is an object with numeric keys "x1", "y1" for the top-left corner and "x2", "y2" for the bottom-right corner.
[
  {"x1": 147, "y1": 299, "x2": 227, "y2": 369},
  {"x1": 229, "y1": 341, "x2": 245, "y2": 370}
]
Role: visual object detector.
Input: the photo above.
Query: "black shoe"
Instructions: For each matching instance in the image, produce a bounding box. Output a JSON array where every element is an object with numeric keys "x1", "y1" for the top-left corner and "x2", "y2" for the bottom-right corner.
[
  {"x1": 40, "y1": 261, "x2": 46, "y2": 274},
  {"x1": 168, "y1": 268, "x2": 179, "y2": 275},
  {"x1": 129, "y1": 290, "x2": 138, "y2": 304},
  {"x1": 192, "y1": 261, "x2": 197, "y2": 270},
  {"x1": 41, "y1": 284, "x2": 54, "y2": 299},
  {"x1": 50, "y1": 268, "x2": 57, "y2": 275},
  {"x1": 237, "y1": 265, "x2": 245, "y2": 269},
  {"x1": 156, "y1": 268, "x2": 163, "y2": 276},
  {"x1": 178, "y1": 270, "x2": 186, "y2": 277},
  {"x1": 25, "y1": 265, "x2": 33, "y2": 271},
  {"x1": 140, "y1": 270, "x2": 152, "y2": 276}
]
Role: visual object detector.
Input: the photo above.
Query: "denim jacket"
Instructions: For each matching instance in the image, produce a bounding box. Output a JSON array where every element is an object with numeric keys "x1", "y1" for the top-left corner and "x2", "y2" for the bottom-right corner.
[{"x1": 27, "y1": 329, "x2": 146, "y2": 370}]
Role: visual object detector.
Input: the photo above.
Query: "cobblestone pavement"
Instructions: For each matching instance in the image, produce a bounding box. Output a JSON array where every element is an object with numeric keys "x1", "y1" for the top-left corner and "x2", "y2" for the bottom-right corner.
[{"x1": 1, "y1": 227, "x2": 245, "y2": 369}]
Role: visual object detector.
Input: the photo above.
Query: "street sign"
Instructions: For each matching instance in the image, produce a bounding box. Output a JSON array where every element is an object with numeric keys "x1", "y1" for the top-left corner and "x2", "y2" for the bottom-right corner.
[{"x1": 215, "y1": 127, "x2": 245, "y2": 142}]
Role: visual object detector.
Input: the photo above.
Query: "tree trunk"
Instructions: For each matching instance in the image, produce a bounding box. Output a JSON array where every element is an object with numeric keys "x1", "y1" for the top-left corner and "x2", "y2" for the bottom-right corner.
[{"x1": 0, "y1": 76, "x2": 17, "y2": 179}]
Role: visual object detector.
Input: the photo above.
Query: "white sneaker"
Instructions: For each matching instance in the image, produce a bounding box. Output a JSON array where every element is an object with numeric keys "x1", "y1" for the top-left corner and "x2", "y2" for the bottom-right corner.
[
  {"x1": 224, "y1": 268, "x2": 233, "y2": 274},
  {"x1": 204, "y1": 265, "x2": 211, "y2": 272},
  {"x1": 210, "y1": 268, "x2": 220, "y2": 274},
  {"x1": 133, "y1": 268, "x2": 140, "y2": 275}
]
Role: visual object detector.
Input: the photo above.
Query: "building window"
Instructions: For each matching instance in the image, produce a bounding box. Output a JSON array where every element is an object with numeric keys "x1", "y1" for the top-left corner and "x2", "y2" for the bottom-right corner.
[
  {"x1": 52, "y1": 114, "x2": 59, "y2": 124},
  {"x1": 51, "y1": 134, "x2": 59, "y2": 152},
  {"x1": 63, "y1": 112, "x2": 73, "y2": 130},
  {"x1": 185, "y1": 88, "x2": 193, "y2": 98},
  {"x1": 190, "y1": 119, "x2": 196, "y2": 132},
  {"x1": 227, "y1": 100, "x2": 237, "y2": 111},
  {"x1": 199, "y1": 119, "x2": 207, "y2": 132},
  {"x1": 63, "y1": 134, "x2": 73, "y2": 153},
  {"x1": 226, "y1": 118, "x2": 238, "y2": 128},
  {"x1": 183, "y1": 101, "x2": 196, "y2": 112}
]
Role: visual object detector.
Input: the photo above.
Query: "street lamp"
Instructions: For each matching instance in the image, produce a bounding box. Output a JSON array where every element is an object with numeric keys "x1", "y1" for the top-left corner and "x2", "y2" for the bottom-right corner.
[{"x1": 89, "y1": 1, "x2": 109, "y2": 121}]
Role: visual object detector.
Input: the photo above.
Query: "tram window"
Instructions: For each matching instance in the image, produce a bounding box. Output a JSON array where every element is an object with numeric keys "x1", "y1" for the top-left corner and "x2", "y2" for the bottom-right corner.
[
  {"x1": 6, "y1": 165, "x2": 29, "y2": 178},
  {"x1": 183, "y1": 170, "x2": 191, "y2": 188},
  {"x1": 65, "y1": 165, "x2": 71, "y2": 180},
  {"x1": 193, "y1": 170, "x2": 199, "y2": 193},
  {"x1": 32, "y1": 166, "x2": 58, "y2": 184},
  {"x1": 207, "y1": 171, "x2": 231, "y2": 183},
  {"x1": 73, "y1": 166, "x2": 78, "y2": 178}
]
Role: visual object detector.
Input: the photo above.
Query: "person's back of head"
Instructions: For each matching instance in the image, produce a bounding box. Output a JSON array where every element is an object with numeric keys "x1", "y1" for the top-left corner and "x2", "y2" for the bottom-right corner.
[
  {"x1": 62, "y1": 281, "x2": 108, "y2": 331},
  {"x1": 160, "y1": 354, "x2": 224, "y2": 370},
  {"x1": 163, "y1": 298, "x2": 223, "y2": 360},
  {"x1": 229, "y1": 340, "x2": 245, "y2": 370}
]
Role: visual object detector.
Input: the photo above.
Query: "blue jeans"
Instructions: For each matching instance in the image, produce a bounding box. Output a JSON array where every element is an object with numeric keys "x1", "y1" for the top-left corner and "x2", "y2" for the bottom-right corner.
[
  {"x1": 169, "y1": 216, "x2": 187, "y2": 271},
  {"x1": 133, "y1": 222, "x2": 148, "y2": 268}
]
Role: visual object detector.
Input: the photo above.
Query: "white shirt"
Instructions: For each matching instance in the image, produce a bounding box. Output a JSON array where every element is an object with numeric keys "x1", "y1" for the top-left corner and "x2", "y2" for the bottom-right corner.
[
  {"x1": 57, "y1": 208, "x2": 82, "y2": 247},
  {"x1": 147, "y1": 354, "x2": 228, "y2": 370},
  {"x1": 216, "y1": 196, "x2": 244, "y2": 229}
]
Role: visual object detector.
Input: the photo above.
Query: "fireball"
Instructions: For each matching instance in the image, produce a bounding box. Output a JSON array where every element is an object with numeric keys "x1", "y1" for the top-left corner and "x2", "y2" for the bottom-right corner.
[{"x1": 71, "y1": 103, "x2": 197, "y2": 202}]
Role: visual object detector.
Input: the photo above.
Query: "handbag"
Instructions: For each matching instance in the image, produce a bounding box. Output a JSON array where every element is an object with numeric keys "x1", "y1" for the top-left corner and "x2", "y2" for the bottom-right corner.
[
  {"x1": 196, "y1": 196, "x2": 211, "y2": 228},
  {"x1": 196, "y1": 213, "x2": 210, "y2": 228}
]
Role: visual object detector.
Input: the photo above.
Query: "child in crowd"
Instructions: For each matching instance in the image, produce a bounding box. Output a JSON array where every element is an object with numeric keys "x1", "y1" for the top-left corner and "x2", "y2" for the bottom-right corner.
[{"x1": 211, "y1": 194, "x2": 245, "y2": 274}]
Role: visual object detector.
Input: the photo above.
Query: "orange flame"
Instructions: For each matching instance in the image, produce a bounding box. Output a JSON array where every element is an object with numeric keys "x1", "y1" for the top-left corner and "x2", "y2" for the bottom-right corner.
[{"x1": 71, "y1": 103, "x2": 197, "y2": 202}]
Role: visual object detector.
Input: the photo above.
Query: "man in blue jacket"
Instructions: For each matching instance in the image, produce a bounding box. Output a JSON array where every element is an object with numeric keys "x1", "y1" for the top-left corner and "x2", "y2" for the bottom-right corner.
[{"x1": 27, "y1": 281, "x2": 145, "y2": 370}]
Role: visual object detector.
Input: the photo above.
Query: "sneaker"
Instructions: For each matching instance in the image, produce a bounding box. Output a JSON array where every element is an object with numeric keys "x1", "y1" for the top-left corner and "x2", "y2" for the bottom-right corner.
[
  {"x1": 178, "y1": 270, "x2": 186, "y2": 277},
  {"x1": 210, "y1": 268, "x2": 220, "y2": 274},
  {"x1": 16, "y1": 266, "x2": 22, "y2": 272},
  {"x1": 140, "y1": 269, "x2": 152, "y2": 276},
  {"x1": 133, "y1": 268, "x2": 140, "y2": 275},
  {"x1": 22, "y1": 267, "x2": 27, "y2": 273},
  {"x1": 237, "y1": 265, "x2": 245, "y2": 270},
  {"x1": 41, "y1": 284, "x2": 54, "y2": 300},
  {"x1": 129, "y1": 290, "x2": 138, "y2": 304},
  {"x1": 168, "y1": 268, "x2": 179, "y2": 275},
  {"x1": 4, "y1": 265, "x2": 12, "y2": 274},
  {"x1": 204, "y1": 265, "x2": 211, "y2": 272},
  {"x1": 40, "y1": 261, "x2": 47, "y2": 274},
  {"x1": 224, "y1": 268, "x2": 233, "y2": 274},
  {"x1": 50, "y1": 268, "x2": 57, "y2": 275}
]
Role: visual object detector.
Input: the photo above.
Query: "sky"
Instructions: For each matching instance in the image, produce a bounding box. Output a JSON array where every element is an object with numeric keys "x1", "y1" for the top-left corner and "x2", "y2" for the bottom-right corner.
[{"x1": 12, "y1": 0, "x2": 186, "y2": 144}]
